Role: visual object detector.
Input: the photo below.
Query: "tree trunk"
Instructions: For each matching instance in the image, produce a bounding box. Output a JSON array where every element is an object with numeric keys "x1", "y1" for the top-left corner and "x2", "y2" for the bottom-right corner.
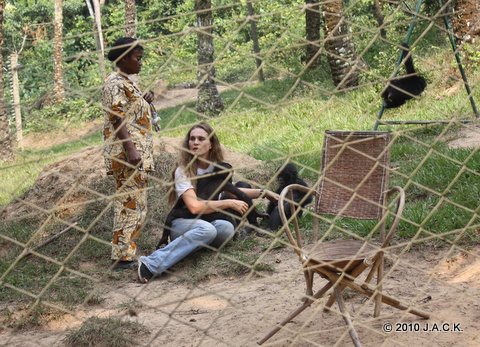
[
  {"x1": 305, "y1": 0, "x2": 321, "y2": 69},
  {"x1": 322, "y1": 0, "x2": 359, "y2": 89},
  {"x1": 452, "y1": 0, "x2": 480, "y2": 43},
  {"x1": 89, "y1": 0, "x2": 105, "y2": 79},
  {"x1": 125, "y1": 0, "x2": 136, "y2": 37},
  {"x1": 373, "y1": 0, "x2": 386, "y2": 39},
  {"x1": 246, "y1": 0, "x2": 264, "y2": 82},
  {"x1": 0, "y1": 0, "x2": 14, "y2": 161},
  {"x1": 11, "y1": 53, "x2": 23, "y2": 150},
  {"x1": 53, "y1": 0, "x2": 65, "y2": 102},
  {"x1": 195, "y1": 0, "x2": 224, "y2": 116}
]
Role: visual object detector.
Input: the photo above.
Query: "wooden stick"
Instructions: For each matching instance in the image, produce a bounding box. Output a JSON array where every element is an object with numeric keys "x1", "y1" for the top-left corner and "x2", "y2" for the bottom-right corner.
[
  {"x1": 258, "y1": 282, "x2": 333, "y2": 345},
  {"x1": 335, "y1": 287, "x2": 363, "y2": 347},
  {"x1": 22, "y1": 222, "x2": 78, "y2": 259},
  {"x1": 326, "y1": 271, "x2": 430, "y2": 319}
]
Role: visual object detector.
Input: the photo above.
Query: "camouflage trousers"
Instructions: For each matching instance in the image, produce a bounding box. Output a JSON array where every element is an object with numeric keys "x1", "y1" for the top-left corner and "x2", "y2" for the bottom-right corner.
[{"x1": 111, "y1": 156, "x2": 148, "y2": 261}]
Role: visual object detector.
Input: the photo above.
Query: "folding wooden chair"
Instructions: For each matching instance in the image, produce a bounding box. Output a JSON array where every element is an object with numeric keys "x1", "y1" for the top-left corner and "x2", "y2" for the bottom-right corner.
[{"x1": 258, "y1": 131, "x2": 430, "y2": 346}]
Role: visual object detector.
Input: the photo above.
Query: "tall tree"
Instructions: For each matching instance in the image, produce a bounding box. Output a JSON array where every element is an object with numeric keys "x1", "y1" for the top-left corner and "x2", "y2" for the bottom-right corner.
[
  {"x1": 125, "y1": 0, "x2": 136, "y2": 37},
  {"x1": 195, "y1": 0, "x2": 224, "y2": 116},
  {"x1": 305, "y1": 0, "x2": 321, "y2": 69},
  {"x1": 246, "y1": 0, "x2": 264, "y2": 82},
  {"x1": 53, "y1": 0, "x2": 65, "y2": 102},
  {"x1": 373, "y1": 0, "x2": 386, "y2": 39},
  {"x1": 0, "y1": 0, "x2": 13, "y2": 161},
  {"x1": 452, "y1": 0, "x2": 480, "y2": 43},
  {"x1": 322, "y1": 0, "x2": 359, "y2": 89},
  {"x1": 86, "y1": 0, "x2": 105, "y2": 78}
]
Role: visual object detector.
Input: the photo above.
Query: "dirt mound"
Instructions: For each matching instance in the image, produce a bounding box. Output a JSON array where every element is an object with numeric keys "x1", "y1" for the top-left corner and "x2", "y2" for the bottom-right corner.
[
  {"x1": 2, "y1": 137, "x2": 265, "y2": 222},
  {"x1": 448, "y1": 124, "x2": 480, "y2": 149}
]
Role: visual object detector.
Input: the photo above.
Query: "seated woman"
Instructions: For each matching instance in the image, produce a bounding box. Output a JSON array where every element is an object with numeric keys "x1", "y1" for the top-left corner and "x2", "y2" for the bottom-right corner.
[{"x1": 138, "y1": 122, "x2": 275, "y2": 283}]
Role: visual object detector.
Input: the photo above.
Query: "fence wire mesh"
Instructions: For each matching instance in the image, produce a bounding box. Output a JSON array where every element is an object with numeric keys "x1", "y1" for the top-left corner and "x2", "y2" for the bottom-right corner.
[{"x1": 0, "y1": 1, "x2": 479, "y2": 346}]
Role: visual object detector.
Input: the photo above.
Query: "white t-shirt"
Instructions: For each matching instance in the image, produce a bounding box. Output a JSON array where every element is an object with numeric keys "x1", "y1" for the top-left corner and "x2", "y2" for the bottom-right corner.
[{"x1": 174, "y1": 164, "x2": 215, "y2": 198}]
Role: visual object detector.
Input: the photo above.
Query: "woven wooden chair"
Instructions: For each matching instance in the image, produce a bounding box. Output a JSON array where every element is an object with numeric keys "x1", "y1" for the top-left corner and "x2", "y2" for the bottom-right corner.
[{"x1": 258, "y1": 131, "x2": 430, "y2": 346}]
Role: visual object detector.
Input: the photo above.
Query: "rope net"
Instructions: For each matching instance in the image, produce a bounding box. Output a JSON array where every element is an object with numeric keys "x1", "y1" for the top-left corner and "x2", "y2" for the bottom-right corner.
[{"x1": 0, "y1": 0, "x2": 479, "y2": 346}]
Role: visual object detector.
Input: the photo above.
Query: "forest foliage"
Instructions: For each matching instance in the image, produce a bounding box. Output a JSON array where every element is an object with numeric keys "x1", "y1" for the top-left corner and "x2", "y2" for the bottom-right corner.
[{"x1": 3, "y1": 0, "x2": 479, "y2": 133}]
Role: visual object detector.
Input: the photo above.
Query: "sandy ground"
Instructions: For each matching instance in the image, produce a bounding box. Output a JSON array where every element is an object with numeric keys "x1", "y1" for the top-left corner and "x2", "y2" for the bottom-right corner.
[
  {"x1": 0, "y1": 244, "x2": 479, "y2": 347},
  {"x1": 448, "y1": 124, "x2": 480, "y2": 149}
]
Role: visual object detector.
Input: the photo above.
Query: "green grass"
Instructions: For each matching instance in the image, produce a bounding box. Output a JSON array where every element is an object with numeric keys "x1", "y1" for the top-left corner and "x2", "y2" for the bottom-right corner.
[
  {"x1": 174, "y1": 234, "x2": 276, "y2": 283},
  {"x1": 64, "y1": 317, "x2": 150, "y2": 347},
  {"x1": 293, "y1": 125, "x2": 480, "y2": 244},
  {"x1": 0, "y1": 130, "x2": 102, "y2": 205}
]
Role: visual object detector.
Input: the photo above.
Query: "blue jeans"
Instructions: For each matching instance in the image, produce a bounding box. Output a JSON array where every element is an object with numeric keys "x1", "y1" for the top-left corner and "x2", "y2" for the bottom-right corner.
[{"x1": 139, "y1": 218, "x2": 235, "y2": 276}]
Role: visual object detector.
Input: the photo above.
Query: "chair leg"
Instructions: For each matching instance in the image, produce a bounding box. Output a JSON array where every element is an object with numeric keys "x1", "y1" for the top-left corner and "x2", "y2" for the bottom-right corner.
[
  {"x1": 379, "y1": 291, "x2": 429, "y2": 319},
  {"x1": 303, "y1": 269, "x2": 314, "y2": 298},
  {"x1": 323, "y1": 293, "x2": 336, "y2": 312},
  {"x1": 258, "y1": 282, "x2": 333, "y2": 345},
  {"x1": 374, "y1": 255, "x2": 384, "y2": 318},
  {"x1": 345, "y1": 278, "x2": 430, "y2": 319},
  {"x1": 335, "y1": 287, "x2": 363, "y2": 347}
]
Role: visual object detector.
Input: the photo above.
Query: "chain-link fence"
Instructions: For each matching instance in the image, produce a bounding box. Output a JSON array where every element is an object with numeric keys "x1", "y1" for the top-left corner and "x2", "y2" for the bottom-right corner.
[{"x1": 1, "y1": 1, "x2": 479, "y2": 346}]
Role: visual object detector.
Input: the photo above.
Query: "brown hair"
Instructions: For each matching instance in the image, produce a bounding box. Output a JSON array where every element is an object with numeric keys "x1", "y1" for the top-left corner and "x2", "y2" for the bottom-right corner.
[{"x1": 168, "y1": 122, "x2": 224, "y2": 205}]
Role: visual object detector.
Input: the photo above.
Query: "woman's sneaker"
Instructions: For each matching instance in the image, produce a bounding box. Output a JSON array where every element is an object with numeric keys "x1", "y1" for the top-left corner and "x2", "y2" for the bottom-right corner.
[{"x1": 137, "y1": 261, "x2": 153, "y2": 283}]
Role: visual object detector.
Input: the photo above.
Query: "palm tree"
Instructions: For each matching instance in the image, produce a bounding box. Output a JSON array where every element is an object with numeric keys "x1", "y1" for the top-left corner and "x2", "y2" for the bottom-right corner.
[
  {"x1": 305, "y1": 0, "x2": 321, "y2": 69},
  {"x1": 195, "y1": 0, "x2": 224, "y2": 116},
  {"x1": 322, "y1": 0, "x2": 359, "y2": 89},
  {"x1": 0, "y1": 0, "x2": 14, "y2": 161},
  {"x1": 53, "y1": 0, "x2": 65, "y2": 102},
  {"x1": 452, "y1": 0, "x2": 480, "y2": 43},
  {"x1": 373, "y1": 0, "x2": 386, "y2": 39},
  {"x1": 86, "y1": 0, "x2": 105, "y2": 78},
  {"x1": 125, "y1": 0, "x2": 136, "y2": 37},
  {"x1": 246, "y1": 0, "x2": 264, "y2": 82}
]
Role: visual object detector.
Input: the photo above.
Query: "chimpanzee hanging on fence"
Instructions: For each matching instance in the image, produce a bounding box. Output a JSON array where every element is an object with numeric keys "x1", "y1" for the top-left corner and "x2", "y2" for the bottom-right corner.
[{"x1": 381, "y1": 43, "x2": 427, "y2": 108}]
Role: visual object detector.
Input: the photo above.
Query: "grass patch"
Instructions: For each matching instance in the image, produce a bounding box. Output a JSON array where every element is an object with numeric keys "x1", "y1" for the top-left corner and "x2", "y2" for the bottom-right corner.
[
  {"x1": 0, "y1": 130, "x2": 102, "y2": 206},
  {"x1": 7, "y1": 305, "x2": 64, "y2": 331},
  {"x1": 299, "y1": 125, "x2": 480, "y2": 245},
  {"x1": 176, "y1": 234, "x2": 275, "y2": 284},
  {"x1": 64, "y1": 317, "x2": 150, "y2": 347}
]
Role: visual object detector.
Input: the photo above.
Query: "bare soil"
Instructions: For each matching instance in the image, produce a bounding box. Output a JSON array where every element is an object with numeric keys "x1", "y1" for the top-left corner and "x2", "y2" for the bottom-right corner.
[
  {"x1": 448, "y1": 124, "x2": 480, "y2": 149},
  {"x1": 1, "y1": 244, "x2": 479, "y2": 346}
]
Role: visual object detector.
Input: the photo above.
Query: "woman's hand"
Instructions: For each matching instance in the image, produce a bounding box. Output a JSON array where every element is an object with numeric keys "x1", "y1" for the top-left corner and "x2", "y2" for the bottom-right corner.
[{"x1": 228, "y1": 199, "x2": 249, "y2": 215}]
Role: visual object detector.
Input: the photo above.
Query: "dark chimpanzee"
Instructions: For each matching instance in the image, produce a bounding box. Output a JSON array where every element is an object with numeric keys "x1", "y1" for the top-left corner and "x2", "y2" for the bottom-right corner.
[
  {"x1": 381, "y1": 43, "x2": 426, "y2": 108},
  {"x1": 267, "y1": 163, "x2": 313, "y2": 231},
  {"x1": 157, "y1": 162, "x2": 266, "y2": 248},
  {"x1": 194, "y1": 162, "x2": 266, "y2": 226}
]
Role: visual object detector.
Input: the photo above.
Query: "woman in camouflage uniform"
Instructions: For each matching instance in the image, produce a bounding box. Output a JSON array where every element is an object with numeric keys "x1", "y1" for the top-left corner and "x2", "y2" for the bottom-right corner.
[{"x1": 103, "y1": 37, "x2": 154, "y2": 270}]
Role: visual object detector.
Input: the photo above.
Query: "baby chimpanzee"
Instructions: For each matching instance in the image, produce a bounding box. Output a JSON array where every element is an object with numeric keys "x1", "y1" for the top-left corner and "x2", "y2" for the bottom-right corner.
[
  {"x1": 157, "y1": 162, "x2": 266, "y2": 248},
  {"x1": 195, "y1": 162, "x2": 266, "y2": 227},
  {"x1": 267, "y1": 163, "x2": 313, "y2": 230}
]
